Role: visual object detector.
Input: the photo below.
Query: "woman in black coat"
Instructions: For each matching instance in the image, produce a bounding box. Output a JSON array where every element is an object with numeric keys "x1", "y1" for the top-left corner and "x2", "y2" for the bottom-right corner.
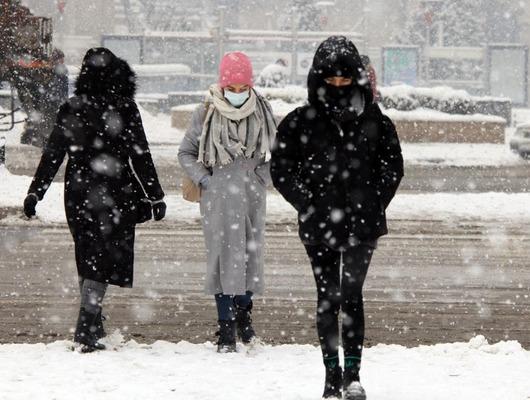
[
  {"x1": 23, "y1": 48, "x2": 166, "y2": 352},
  {"x1": 271, "y1": 36, "x2": 404, "y2": 400}
]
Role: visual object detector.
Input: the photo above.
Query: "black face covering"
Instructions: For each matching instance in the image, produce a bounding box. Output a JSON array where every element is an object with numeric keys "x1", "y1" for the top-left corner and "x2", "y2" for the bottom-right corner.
[
  {"x1": 307, "y1": 37, "x2": 372, "y2": 123},
  {"x1": 321, "y1": 83, "x2": 365, "y2": 123}
]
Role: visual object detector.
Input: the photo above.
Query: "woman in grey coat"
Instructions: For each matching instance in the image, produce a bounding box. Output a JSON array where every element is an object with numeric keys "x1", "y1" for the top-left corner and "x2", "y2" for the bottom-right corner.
[{"x1": 178, "y1": 52, "x2": 276, "y2": 352}]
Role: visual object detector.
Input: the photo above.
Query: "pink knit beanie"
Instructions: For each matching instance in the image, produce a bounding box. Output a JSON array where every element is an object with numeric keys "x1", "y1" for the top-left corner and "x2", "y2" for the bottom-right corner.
[{"x1": 218, "y1": 51, "x2": 254, "y2": 88}]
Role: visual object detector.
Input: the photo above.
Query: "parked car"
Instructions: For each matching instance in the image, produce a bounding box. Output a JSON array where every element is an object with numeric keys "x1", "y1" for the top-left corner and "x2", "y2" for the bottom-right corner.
[{"x1": 510, "y1": 123, "x2": 530, "y2": 159}]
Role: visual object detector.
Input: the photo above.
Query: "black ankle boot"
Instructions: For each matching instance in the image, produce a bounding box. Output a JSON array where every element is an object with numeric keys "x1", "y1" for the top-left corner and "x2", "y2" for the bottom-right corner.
[
  {"x1": 322, "y1": 365, "x2": 342, "y2": 399},
  {"x1": 235, "y1": 301, "x2": 256, "y2": 343},
  {"x1": 343, "y1": 369, "x2": 366, "y2": 400},
  {"x1": 216, "y1": 320, "x2": 236, "y2": 353},
  {"x1": 74, "y1": 307, "x2": 106, "y2": 353}
]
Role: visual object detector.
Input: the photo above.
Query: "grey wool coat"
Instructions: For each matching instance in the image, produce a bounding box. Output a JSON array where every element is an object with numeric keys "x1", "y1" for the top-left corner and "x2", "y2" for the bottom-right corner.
[{"x1": 178, "y1": 103, "x2": 272, "y2": 295}]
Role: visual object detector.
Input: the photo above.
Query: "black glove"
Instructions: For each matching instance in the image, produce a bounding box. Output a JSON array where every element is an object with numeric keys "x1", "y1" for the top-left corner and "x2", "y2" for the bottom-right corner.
[
  {"x1": 23, "y1": 193, "x2": 38, "y2": 218},
  {"x1": 152, "y1": 201, "x2": 166, "y2": 221}
]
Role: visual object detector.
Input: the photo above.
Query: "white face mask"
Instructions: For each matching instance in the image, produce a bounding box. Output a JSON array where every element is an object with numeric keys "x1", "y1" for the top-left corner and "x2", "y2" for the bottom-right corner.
[{"x1": 224, "y1": 89, "x2": 250, "y2": 107}]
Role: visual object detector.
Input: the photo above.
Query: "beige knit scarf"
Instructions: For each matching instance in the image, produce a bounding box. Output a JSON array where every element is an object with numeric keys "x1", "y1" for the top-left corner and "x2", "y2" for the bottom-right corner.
[{"x1": 198, "y1": 84, "x2": 277, "y2": 167}]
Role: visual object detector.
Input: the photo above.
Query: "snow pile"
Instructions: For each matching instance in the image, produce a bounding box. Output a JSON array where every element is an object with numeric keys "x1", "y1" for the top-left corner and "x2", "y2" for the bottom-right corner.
[
  {"x1": 0, "y1": 334, "x2": 528, "y2": 400},
  {"x1": 383, "y1": 107, "x2": 506, "y2": 123},
  {"x1": 255, "y1": 63, "x2": 290, "y2": 88},
  {"x1": 379, "y1": 84, "x2": 510, "y2": 116},
  {"x1": 0, "y1": 166, "x2": 65, "y2": 224},
  {"x1": 265, "y1": 192, "x2": 530, "y2": 224},
  {"x1": 255, "y1": 85, "x2": 307, "y2": 104},
  {"x1": 267, "y1": 98, "x2": 299, "y2": 118},
  {"x1": 401, "y1": 143, "x2": 522, "y2": 166},
  {"x1": 388, "y1": 192, "x2": 530, "y2": 222},
  {"x1": 3, "y1": 166, "x2": 530, "y2": 225},
  {"x1": 513, "y1": 108, "x2": 530, "y2": 127},
  {"x1": 138, "y1": 105, "x2": 181, "y2": 145},
  {"x1": 380, "y1": 85, "x2": 475, "y2": 113}
]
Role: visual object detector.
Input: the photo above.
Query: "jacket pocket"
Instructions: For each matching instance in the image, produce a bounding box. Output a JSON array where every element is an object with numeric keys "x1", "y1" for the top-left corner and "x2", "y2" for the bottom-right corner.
[
  {"x1": 253, "y1": 163, "x2": 271, "y2": 188},
  {"x1": 348, "y1": 186, "x2": 386, "y2": 240}
]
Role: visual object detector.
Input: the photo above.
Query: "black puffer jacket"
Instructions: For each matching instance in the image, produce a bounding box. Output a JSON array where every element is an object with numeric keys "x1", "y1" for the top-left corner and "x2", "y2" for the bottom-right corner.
[{"x1": 271, "y1": 36, "x2": 403, "y2": 249}]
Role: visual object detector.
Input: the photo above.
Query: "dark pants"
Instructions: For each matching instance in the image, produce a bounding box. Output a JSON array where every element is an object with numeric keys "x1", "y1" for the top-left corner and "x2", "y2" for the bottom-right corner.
[
  {"x1": 78, "y1": 276, "x2": 108, "y2": 315},
  {"x1": 215, "y1": 291, "x2": 253, "y2": 321},
  {"x1": 304, "y1": 244, "x2": 374, "y2": 368}
]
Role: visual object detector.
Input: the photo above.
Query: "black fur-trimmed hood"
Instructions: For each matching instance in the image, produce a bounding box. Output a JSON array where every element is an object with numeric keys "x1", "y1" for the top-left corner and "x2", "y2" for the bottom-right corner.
[
  {"x1": 75, "y1": 47, "x2": 137, "y2": 100},
  {"x1": 307, "y1": 36, "x2": 373, "y2": 108}
]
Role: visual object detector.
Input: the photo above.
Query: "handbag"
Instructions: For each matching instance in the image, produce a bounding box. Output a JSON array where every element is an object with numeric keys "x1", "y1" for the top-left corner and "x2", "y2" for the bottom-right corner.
[
  {"x1": 181, "y1": 99, "x2": 212, "y2": 204},
  {"x1": 181, "y1": 176, "x2": 201, "y2": 203}
]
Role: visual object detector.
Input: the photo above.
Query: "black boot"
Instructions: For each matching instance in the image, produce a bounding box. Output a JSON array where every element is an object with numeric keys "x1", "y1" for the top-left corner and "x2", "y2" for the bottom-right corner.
[
  {"x1": 216, "y1": 320, "x2": 236, "y2": 353},
  {"x1": 343, "y1": 369, "x2": 366, "y2": 400},
  {"x1": 74, "y1": 307, "x2": 106, "y2": 353},
  {"x1": 93, "y1": 311, "x2": 107, "y2": 340},
  {"x1": 235, "y1": 301, "x2": 256, "y2": 343},
  {"x1": 322, "y1": 365, "x2": 342, "y2": 399}
]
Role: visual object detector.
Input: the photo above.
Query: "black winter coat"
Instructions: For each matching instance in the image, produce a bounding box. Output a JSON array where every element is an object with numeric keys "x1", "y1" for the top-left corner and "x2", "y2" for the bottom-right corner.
[
  {"x1": 28, "y1": 48, "x2": 164, "y2": 287},
  {"x1": 271, "y1": 37, "x2": 403, "y2": 249}
]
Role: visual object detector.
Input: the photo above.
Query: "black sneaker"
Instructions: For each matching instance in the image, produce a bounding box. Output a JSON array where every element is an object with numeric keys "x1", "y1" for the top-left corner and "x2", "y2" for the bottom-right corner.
[
  {"x1": 216, "y1": 320, "x2": 236, "y2": 353},
  {"x1": 235, "y1": 301, "x2": 256, "y2": 343},
  {"x1": 322, "y1": 366, "x2": 342, "y2": 399}
]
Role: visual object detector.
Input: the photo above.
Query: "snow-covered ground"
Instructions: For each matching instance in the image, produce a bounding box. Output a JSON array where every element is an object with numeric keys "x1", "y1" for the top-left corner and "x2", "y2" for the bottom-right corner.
[
  {"x1": 0, "y1": 333, "x2": 528, "y2": 400},
  {"x1": 156, "y1": 104, "x2": 525, "y2": 166},
  {"x1": 401, "y1": 143, "x2": 523, "y2": 166},
  {"x1": 2, "y1": 166, "x2": 530, "y2": 226},
  {"x1": 2, "y1": 101, "x2": 530, "y2": 400},
  {"x1": 384, "y1": 107, "x2": 506, "y2": 123},
  {"x1": 2, "y1": 105, "x2": 526, "y2": 167},
  {"x1": 512, "y1": 107, "x2": 530, "y2": 127}
]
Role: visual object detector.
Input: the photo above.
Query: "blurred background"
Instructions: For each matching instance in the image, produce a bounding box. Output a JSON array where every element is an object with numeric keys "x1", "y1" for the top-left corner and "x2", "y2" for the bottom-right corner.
[{"x1": 14, "y1": 0, "x2": 530, "y2": 101}]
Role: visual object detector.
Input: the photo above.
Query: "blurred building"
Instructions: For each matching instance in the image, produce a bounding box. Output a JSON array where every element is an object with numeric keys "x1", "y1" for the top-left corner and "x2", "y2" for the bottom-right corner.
[
  {"x1": 21, "y1": 0, "x2": 115, "y2": 64},
  {"x1": 17, "y1": 0, "x2": 530, "y2": 102}
]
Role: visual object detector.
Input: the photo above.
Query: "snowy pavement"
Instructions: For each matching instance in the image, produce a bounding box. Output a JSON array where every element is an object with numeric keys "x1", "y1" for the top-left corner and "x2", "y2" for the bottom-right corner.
[
  {"x1": 400, "y1": 142, "x2": 524, "y2": 166},
  {"x1": 0, "y1": 333, "x2": 528, "y2": 400},
  {"x1": 2, "y1": 222, "x2": 528, "y2": 347},
  {"x1": 2, "y1": 166, "x2": 530, "y2": 227}
]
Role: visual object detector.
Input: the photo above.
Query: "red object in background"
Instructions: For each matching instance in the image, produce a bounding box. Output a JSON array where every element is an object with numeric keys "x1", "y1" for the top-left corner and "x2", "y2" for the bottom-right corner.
[
  {"x1": 423, "y1": 10, "x2": 433, "y2": 26},
  {"x1": 57, "y1": 0, "x2": 66, "y2": 14},
  {"x1": 366, "y1": 64, "x2": 379, "y2": 103}
]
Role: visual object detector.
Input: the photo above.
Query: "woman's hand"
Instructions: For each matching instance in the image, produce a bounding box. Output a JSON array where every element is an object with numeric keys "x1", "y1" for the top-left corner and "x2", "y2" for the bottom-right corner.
[
  {"x1": 199, "y1": 175, "x2": 211, "y2": 191},
  {"x1": 23, "y1": 193, "x2": 38, "y2": 218},
  {"x1": 152, "y1": 200, "x2": 167, "y2": 221}
]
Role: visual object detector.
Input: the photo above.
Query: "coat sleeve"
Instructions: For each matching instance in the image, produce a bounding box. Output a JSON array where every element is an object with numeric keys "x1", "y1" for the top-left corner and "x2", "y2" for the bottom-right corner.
[
  {"x1": 27, "y1": 105, "x2": 68, "y2": 200},
  {"x1": 253, "y1": 97, "x2": 276, "y2": 187},
  {"x1": 127, "y1": 102, "x2": 165, "y2": 201},
  {"x1": 177, "y1": 104, "x2": 211, "y2": 185},
  {"x1": 375, "y1": 115, "x2": 404, "y2": 209},
  {"x1": 270, "y1": 111, "x2": 313, "y2": 213}
]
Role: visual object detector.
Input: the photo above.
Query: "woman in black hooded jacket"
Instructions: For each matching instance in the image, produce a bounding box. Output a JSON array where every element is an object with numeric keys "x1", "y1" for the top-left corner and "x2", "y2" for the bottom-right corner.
[
  {"x1": 271, "y1": 37, "x2": 403, "y2": 399},
  {"x1": 23, "y1": 48, "x2": 166, "y2": 352}
]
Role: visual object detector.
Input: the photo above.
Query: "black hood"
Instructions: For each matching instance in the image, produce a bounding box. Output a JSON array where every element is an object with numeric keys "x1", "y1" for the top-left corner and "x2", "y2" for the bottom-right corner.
[
  {"x1": 307, "y1": 36, "x2": 373, "y2": 118},
  {"x1": 75, "y1": 47, "x2": 137, "y2": 99}
]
